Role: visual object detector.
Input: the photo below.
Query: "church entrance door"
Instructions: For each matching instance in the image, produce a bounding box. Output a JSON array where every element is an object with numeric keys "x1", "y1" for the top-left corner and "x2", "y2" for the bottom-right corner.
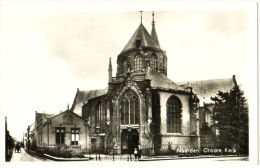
[{"x1": 121, "y1": 129, "x2": 139, "y2": 154}]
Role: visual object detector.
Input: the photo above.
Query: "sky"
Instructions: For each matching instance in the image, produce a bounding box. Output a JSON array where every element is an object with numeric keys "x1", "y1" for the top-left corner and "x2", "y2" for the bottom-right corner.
[{"x1": 0, "y1": 1, "x2": 257, "y2": 142}]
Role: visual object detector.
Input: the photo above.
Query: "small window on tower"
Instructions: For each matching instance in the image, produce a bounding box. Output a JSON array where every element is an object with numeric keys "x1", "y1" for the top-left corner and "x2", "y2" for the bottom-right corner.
[{"x1": 135, "y1": 39, "x2": 141, "y2": 48}]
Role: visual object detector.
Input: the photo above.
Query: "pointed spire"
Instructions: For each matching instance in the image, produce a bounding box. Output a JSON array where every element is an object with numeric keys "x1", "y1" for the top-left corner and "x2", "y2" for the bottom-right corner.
[
  {"x1": 108, "y1": 57, "x2": 113, "y2": 83},
  {"x1": 151, "y1": 11, "x2": 160, "y2": 48},
  {"x1": 152, "y1": 11, "x2": 155, "y2": 26},
  {"x1": 5, "y1": 116, "x2": 7, "y2": 131},
  {"x1": 140, "y1": 11, "x2": 143, "y2": 24},
  {"x1": 120, "y1": 11, "x2": 161, "y2": 54},
  {"x1": 109, "y1": 57, "x2": 112, "y2": 68}
]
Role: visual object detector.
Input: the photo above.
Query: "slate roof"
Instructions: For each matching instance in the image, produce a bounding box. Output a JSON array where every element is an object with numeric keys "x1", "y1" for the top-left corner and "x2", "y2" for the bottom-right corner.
[
  {"x1": 146, "y1": 70, "x2": 189, "y2": 92},
  {"x1": 36, "y1": 112, "x2": 55, "y2": 123},
  {"x1": 71, "y1": 88, "x2": 108, "y2": 116},
  {"x1": 151, "y1": 24, "x2": 160, "y2": 48},
  {"x1": 177, "y1": 76, "x2": 237, "y2": 106},
  {"x1": 121, "y1": 24, "x2": 160, "y2": 54},
  {"x1": 146, "y1": 70, "x2": 236, "y2": 105}
]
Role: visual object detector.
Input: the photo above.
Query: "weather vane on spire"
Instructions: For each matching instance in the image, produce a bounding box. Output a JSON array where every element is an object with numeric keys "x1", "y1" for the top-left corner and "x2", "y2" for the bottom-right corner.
[
  {"x1": 152, "y1": 11, "x2": 155, "y2": 26},
  {"x1": 140, "y1": 11, "x2": 143, "y2": 24}
]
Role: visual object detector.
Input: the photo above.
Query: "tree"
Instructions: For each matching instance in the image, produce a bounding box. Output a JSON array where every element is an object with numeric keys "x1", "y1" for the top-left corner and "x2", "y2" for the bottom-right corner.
[
  {"x1": 200, "y1": 123, "x2": 217, "y2": 150},
  {"x1": 211, "y1": 85, "x2": 248, "y2": 154}
]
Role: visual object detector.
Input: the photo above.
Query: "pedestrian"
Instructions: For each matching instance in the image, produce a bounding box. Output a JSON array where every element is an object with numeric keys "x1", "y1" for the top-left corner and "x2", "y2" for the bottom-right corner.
[
  {"x1": 138, "y1": 145, "x2": 142, "y2": 159},
  {"x1": 134, "y1": 148, "x2": 138, "y2": 160},
  {"x1": 15, "y1": 142, "x2": 20, "y2": 153}
]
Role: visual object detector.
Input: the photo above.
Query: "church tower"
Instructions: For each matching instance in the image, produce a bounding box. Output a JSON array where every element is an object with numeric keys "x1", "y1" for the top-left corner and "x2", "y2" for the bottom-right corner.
[{"x1": 116, "y1": 11, "x2": 167, "y2": 77}]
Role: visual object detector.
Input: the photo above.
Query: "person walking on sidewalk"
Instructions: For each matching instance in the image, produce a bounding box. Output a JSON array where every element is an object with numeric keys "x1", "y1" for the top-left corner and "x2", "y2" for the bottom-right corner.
[
  {"x1": 137, "y1": 145, "x2": 142, "y2": 159},
  {"x1": 134, "y1": 148, "x2": 138, "y2": 160}
]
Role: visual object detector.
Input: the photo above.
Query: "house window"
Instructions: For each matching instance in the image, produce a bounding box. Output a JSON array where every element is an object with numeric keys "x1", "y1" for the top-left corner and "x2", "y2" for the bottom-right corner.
[
  {"x1": 120, "y1": 90, "x2": 140, "y2": 125},
  {"x1": 134, "y1": 54, "x2": 143, "y2": 71},
  {"x1": 167, "y1": 96, "x2": 182, "y2": 133},
  {"x1": 71, "y1": 128, "x2": 80, "y2": 145},
  {"x1": 55, "y1": 127, "x2": 65, "y2": 145}
]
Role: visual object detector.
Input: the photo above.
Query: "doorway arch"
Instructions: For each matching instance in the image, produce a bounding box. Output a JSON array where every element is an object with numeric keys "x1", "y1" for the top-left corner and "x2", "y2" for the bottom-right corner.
[{"x1": 121, "y1": 129, "x2": 139, "y2": 154}]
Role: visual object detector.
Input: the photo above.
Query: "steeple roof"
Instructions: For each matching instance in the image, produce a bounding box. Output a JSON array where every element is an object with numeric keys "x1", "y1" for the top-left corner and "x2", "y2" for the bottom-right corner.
[
  {"x1": 121, "y1": 23, "x2": 160, "y2": 54},
  {"x1": 151, "y1": 26, "x2": 160, "y2": 48},
  {"x1": 151, "y1": 12, "x2": 160, "y2": 48}
]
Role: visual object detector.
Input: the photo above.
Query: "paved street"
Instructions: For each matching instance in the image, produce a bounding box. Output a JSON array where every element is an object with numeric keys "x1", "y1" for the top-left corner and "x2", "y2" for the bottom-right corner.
[
  {"x1": 10, "y1": 148, "x2": 52, "y2": 162},
  {"x1": 201, "y1": 156, "x2": 249, "y2": 161},
  {"x1": 9, "y1": 148, "x2": 248, "y2": 162}
]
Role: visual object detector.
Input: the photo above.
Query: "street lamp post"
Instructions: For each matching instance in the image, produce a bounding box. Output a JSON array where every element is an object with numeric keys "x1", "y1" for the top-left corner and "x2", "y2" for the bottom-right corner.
[
  {"x1": 127, "y1": 125, "x2": 132, "y2": 161},
  {"x1": 95, "y1": 125, "x2": 101, "y2": 161},
  {"x1": 113, "y1": 144, "x2": 115, "y2": 161},
  {"x1": 150, "y1": 122, "x2": 155, "y2": 155}
]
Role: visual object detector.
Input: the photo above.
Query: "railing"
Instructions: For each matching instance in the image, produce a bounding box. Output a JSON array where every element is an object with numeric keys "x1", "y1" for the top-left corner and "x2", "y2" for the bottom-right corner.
[{"x1": 30, "y1": 143, "x2": 242, "y2": 161}]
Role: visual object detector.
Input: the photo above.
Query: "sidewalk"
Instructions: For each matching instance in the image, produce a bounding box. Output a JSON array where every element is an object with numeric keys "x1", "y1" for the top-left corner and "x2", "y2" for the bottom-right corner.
[
  {"x1": 24, "y1": 149, "x2": 248, "y2": 161},
  {"x1": 85, "y1": 153, "x2": 248, "y2": 161},
  {"x1": 25, "y1": 149, "x2": 89, "y2": 161},
  {"x1": 139, "y1": 155, "x2": 248, "y2": 161}
]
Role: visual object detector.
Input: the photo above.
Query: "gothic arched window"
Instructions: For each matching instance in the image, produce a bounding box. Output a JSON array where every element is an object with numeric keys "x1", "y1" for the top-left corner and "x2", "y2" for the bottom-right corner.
[
  {"x1": 120, "y1": 90, "x2": 140, "y2": 125},
  {"x1": 150, "y1": 54, "x2": 157, "y2": 70},
  {"x1": 163, "y1": 57, "x2": 167, "y2": 73},
  {"x1": 95, "y1": 102, "x2": 102, "y2": 126},
  {"x1": 166, "y1": 96, "x2": 182, "y2": 133},
  {"x1": 121, "y1": 97, "x2": 129, "y2": 125},
  {"x1": 134, "y1": 54, "x2": 143, "y2": 71},
  {"x1": 105, "y1": 104, "x2": 111, "y2": 125}
]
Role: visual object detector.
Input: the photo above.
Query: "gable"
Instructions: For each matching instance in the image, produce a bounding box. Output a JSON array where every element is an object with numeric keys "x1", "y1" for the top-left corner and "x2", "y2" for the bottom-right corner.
[
  {"x1": 50, "y1": 110, "x2": 85, "y2": 125},
  {"x1": 71, "y1": 88, "x2": 108, "y2": 116}
]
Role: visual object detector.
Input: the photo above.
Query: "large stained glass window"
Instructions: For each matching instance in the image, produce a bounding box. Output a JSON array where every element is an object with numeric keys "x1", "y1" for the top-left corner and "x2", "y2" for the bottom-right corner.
[
  {"x1": 120, "y1": 90, "x2": 140, "y2": 125},
  {"x1": 167, "y1": 96, "x2": 182, "y2": 133},
  {"x1": 134, "y1": 54, "x2": 143, "y2": 71}
]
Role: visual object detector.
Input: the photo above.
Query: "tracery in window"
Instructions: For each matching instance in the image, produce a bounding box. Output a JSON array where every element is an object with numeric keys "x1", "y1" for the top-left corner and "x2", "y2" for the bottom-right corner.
[
  {"x1": 120, "y1": 90, "x2": 140, "y2": 125},
  {"x1": 95, "y1": 102, "x2": 102, "y2": 126},
  {"x1": 166, "y1": 96, "x2": 182, "y2": 133},
  {"x1": 150, "y1": 54, "x2": 157, "y2": 70},
  {"x1": 134, "y1": 54, "x2": 143, "y2": 71}
]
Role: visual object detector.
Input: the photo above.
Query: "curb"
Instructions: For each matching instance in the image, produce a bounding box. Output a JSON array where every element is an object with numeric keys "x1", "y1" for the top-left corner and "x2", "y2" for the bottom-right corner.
[
  {"x1": 25, "y1": 149, "x2": 90, "y2": 161},
  {"x1": 25, "y1": 149, "x2": 47, "y2": 161},
  {"x1": 139, "y1": 155, "x2": 248, "y2": 161},
  {"x1": 43, "y1": 154, "x2": 90, "y2": 161}
]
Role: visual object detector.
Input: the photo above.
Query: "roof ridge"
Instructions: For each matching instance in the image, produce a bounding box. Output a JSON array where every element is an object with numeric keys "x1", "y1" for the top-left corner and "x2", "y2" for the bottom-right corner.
[
  {"x1": 78, "y1": 88, "x2": 107, "y2": 93},
  {"x1": 177, "y1": 77, "x2": 233, "y2": 84}
]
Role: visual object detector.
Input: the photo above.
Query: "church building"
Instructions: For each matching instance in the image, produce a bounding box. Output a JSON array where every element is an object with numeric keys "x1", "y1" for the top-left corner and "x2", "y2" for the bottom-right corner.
[{"x1": 76, "y1": 12, "x2": 201, "y2": 155}]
